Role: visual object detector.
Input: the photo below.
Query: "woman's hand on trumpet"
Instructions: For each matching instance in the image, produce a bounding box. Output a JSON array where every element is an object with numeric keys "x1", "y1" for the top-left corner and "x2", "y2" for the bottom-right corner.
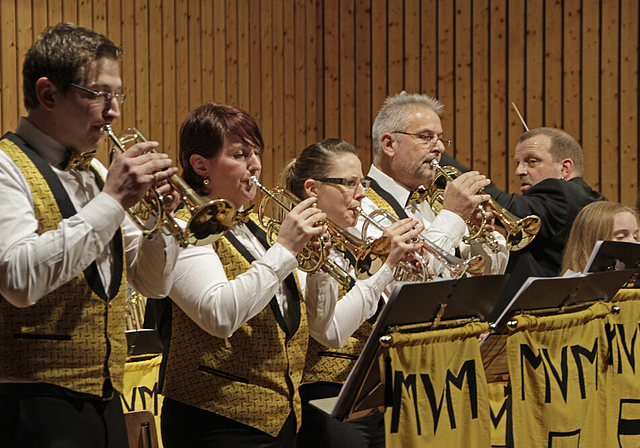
[
  {"x1": 441, "y1": 171, "x2": 491, "y2": 221},
  {"x1": 278, "y1": 196, "x2": 327, "y2": 255},
  {"x1": 382, "y1": 218, "x2": 425, "y2": 267},
  {"x1": 104, "y1": 141, "x2": 178, "y2": 210}
]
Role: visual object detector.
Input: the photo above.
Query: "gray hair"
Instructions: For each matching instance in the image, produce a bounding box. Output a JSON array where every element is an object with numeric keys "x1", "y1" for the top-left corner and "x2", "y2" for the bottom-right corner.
[
  {"x1": 518, "y1": 127, "x2": 584, "y2": 176},
  {"x1": 371, "y1": 93, "x2": 444, "y2": 162}
]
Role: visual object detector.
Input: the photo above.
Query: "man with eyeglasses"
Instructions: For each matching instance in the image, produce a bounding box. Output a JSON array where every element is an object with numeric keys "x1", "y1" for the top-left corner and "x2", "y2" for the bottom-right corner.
[
  {"x1": 0, "y1": 23, "x2": 180, "y2": 447},
  {"x1": 359, "y1": 92, "x2": 509, "y2": 277}
]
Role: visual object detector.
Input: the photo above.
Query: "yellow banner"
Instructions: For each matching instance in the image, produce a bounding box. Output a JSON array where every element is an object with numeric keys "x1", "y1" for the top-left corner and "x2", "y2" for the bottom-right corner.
[
  {"x1": 381, "y1": 322, "x2": 491, "y2": 448},
  {"x1": 506, "y1": 302, "x2": 612, "y2": 447},
  {"x1": 121, "y1": 354, "x2": 164, "y2": 447},
  {"x1": 604, "y1": 297, "x2": 640, "y2": 447},
  {"x1": 487, "y1": 381, "x2": 509, "y2": 447}
]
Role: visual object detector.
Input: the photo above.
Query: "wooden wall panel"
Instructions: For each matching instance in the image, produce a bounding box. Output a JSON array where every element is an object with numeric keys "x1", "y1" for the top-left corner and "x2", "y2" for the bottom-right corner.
[{"x1": 0, "y1": 0, "x2": 639, "y2": 206}]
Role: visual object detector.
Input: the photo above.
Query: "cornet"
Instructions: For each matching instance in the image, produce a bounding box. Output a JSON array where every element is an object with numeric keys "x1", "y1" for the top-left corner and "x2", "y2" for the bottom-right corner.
[
  {"x1": 429, "y1": 159, "x2": 541, "y2": 252},
  {"x1": 101, "y1": 125, "x2": 240, "y2": 247},
  {"x1": 249, "y1": 176, "x2": 389, "y2": 288},
  {"x1": 358, "y1": 208, "x2": 485, "y2": 278}
]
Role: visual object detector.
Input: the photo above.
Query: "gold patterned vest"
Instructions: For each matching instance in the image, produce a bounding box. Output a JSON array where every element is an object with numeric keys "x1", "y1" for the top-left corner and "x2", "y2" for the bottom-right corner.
[
  {"x1": 0, "y1": 134, "x2": 128, "y2": 396},
  {"x1": 163, "y1": 213, "x2": 308, "y2": 437},
  {"x1": 366, "y1": 187, "x2": 401, "y2": 218},
  {"x1": 303, "y1": 278, "x2": 376, "y2": 383}
]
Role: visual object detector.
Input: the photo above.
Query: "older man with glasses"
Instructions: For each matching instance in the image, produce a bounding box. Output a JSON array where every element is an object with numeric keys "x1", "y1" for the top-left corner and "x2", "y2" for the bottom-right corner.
[{"x1": 358, "y1": 92, "x2": 509, "y2": 277}]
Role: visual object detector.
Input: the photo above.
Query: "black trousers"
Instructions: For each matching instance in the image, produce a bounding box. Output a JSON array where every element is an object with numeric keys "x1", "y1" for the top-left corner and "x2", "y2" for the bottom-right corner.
[
  {"x1": 296, "y1": 382, "x2": 385, "y2": 448},
  {"x1": 161, "y1": 397, "x2": 298, "y2": 448},
  {"x1": 0, "y1": 382, "x2": 128, "y2": 448}
]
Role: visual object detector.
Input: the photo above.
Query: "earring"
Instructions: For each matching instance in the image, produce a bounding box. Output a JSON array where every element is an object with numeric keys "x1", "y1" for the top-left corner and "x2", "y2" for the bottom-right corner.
[{"x1": 203, "y1": 178, "x2": 210, "y2": 185}]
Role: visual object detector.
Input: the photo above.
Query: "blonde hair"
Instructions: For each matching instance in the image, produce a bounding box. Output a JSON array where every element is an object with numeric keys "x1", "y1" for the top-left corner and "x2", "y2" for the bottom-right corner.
[{"x1": 560, "y1": 201, "x2": 639, "y2": 274}]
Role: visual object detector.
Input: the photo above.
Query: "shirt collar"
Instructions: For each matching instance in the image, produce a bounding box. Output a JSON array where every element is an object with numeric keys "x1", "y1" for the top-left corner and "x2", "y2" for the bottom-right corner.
[
  {"x1": 15, "y1": 117, "x2": 68, "y2": 169},
  {"x1": 367, "y1": 164, "x2": 426, "y2": 207}
]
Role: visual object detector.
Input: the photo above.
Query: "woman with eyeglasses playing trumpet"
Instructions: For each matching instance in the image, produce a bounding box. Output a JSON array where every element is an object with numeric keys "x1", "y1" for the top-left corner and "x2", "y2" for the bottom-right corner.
[
  {"x1": 159, "y1": 102, "x2": 330, "y2": 447},
  {"x1": 281, "y1": 138, "x2": 424, "y2": 448}
]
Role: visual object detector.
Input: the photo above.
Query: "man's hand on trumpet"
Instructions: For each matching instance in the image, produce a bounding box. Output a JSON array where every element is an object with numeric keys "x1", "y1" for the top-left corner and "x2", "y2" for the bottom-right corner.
[
  {"x1": 103, "y1": 140, "x2": 178, "y2": 210},
  {"x1": 469, "y1": 204, "x2": 497, "y2": 233},
  {"x1": 441, "y1": 171, "x2": 491, "y2": 221},
  {"x1": 277, "y1": 197, "x2": 327, "y2": 255}
]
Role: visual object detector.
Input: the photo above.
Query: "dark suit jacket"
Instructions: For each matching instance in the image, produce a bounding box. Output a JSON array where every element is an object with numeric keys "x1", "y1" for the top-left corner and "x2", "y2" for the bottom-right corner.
[{"x1": 439, "y1": 153, "x2": 606, "y2": 319}]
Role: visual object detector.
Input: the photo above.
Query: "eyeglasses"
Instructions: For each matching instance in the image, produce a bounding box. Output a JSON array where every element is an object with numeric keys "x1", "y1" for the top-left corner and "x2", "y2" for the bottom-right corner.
[
  {"x1": 391, "y1": 131, "x2": 452, "y2": 148},
  {"x1": 69, "y1": 82, "x2": 126, "y2": 105},
  {"x1": 314, "y1": 177, "x2": 371, "y2": 191}
]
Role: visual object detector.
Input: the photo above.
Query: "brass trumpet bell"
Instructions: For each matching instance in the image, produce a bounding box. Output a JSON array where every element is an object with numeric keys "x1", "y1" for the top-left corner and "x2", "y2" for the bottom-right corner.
[{"x1": 102, "y1": 125, "x2": 234, "y2": 247}]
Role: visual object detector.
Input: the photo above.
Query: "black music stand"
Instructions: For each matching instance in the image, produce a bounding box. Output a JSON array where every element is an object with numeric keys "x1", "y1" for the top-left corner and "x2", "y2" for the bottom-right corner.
[
  {"x1": 585, "y1": 240, "x2": 640, "y2": 273},
  {"x1": 314, "y1": 275, "x2": 508, "y2": 422}
]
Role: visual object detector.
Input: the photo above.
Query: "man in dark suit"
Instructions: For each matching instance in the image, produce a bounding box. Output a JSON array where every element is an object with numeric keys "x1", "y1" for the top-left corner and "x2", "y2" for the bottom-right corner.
[{"x1": 442, "y1": 127, "x2": 606, "y2": 318}]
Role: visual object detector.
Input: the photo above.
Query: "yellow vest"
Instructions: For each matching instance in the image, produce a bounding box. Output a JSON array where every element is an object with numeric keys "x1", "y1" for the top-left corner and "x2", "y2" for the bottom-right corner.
[
  {"x1": 163, "y1": 213, "x2": 308, "y2": 437},
  {"x1": 0, "y1": 134, "x2": 128, "y2": 396}
]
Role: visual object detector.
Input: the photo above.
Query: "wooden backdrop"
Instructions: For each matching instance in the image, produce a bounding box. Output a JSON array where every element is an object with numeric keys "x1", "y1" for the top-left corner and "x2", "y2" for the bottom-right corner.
[{"x1": 0, "y1": 0, "x2": 638, "y2": 205}]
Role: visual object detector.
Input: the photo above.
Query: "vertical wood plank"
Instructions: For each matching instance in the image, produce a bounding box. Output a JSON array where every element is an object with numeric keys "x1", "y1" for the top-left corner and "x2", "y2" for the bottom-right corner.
[
  {"x1": 323, "y1": 0, "x2": 339, "y2": 138},
  {"x1": 293, "y1": 0, "x2": 306, "y2": 153},
  {"x1": 248, "y1": 1, "x2": 261, "y2": 119},
  {"x1": 201, "y1": 0, "x2": 214, "y2": 102},
  {"x1": 437, "y1": 0, "x2": 455, "y2": 154},
  {"x1": 236, "y1": 0, "x2": 250, "y2": 111},
  {"x1": 404, "y1": 0, "x2": 420, "y2": 93},
  {"x1": 543, "y1": 0, "x2": 562, "y2": 127},
  {"x1": 134, "y1": 0, "x2": 150, "y2": 132},
  {"x1": 354, "y1": 0, "x2": 372, "y2": 166},
  {"x1": 48, "y1": 0, "x2": 63, "y2": 25},
  {"x1": 488, "y1": 0, "x2": 507, "y2": 189},
  {"x1": 260, "y1": 0, "x2": 274, "y2": 182},
  {"x1": 420, "y1": 0, "x2": 438, "y2": 97},
  {"x1": 371, "y1": 0, "x2": 386, "y2": 126},
  {"x1": 620, "y1": 0, "x2": 638, "y2": 206},
  {"x1": 1, "y1": 1, "x2": 17, "y2": 132},
  {"x1": 387, "y1": 0, "x2": 402, "y2": 94},
  {"x1": 148, "y1": 0, "x2": 163, "y2": 151},
  {"x1": 282, "y1": 0, "x2": 296, "y2": 163},
  {"x1": 63, "y1": 0, "x2": 78, "y2": 23},
  {"x1": 162, "y1": 0, "x2": 178, "y2": 158},
  {"x1": 305, "y1": 0, "x2": 318, "y2": 144},
  {"x1": 581, "y1": 0, "x2": 600, "y2": 189},
  {"x1": 213, "y1": 0, "x2": 226, "y2": 102},
  {"x1": 562, "y1": 0, "x2": 581, "y2": 140},
  {"x1": 525, "y1": 0, "x2": 543, "y2": 128},
  {"x1": 272, "y1": 0, "x2": 285, "y2": 176},
  {"x1": 16, "y1": 0, "x2": 33, "y2": 119},
  {"x1": 175, "y1": 0, "x2": 189, "y2": 124},
  {"x1": 600, "y1": 0, "x2": 619, "y2": 200},
  {"x1": 506, "y1": 0, "x2": 525, "y2": 193},
  {"x1": 119, "y1": 0, "x2": 136, "y2": 128},
  {"x1": 454, "y1": 0, "x2": 472, "y2": 166},
  {"x1": 187, "y1": 0, "x2": 201, "y2": 110},
  {"x1": 472, "y1": 0, "x2": 490, "y2": 175},
  {"x1": 339, "y1": 0, "x2": 355, "y2": 145},
  {"x1": 225, "y1": 0, "x2": 238, "y2": 105}
]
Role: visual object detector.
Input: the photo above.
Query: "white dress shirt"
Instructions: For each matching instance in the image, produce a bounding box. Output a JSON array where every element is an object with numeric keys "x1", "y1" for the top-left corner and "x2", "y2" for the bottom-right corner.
[
  {"x1": 0, "y1": 117, "x2": 179, "y2": 308},
  {"x1": 360, "y1": 164, "x2": 508, "y2": 276}
]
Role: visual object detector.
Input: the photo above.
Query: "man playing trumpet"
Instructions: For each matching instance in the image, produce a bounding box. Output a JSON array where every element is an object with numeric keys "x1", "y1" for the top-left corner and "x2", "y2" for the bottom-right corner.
[
  {"x1": 360, "y1": 92, "x2": 509, "y2": 276},
  {"x1": 0, "y1": 23, "x2": 181, "y2": 447}
]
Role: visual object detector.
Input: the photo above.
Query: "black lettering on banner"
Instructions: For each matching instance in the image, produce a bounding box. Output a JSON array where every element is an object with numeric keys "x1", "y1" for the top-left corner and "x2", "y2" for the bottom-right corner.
[
  {"x1": 490, "y1": 398, "x2": 508, "y2": 429},
  {"x1": 390, "y1": 372, "x2": 421, "y2": 435},
  {"x1": 121, "y1": 383, "x2": 160, "y2": 415},
  {"x1": 389, "y1": 360, "x2": 478, "y2": 436},
  {"x1": 618, "y1": 398, "x2": 640, "y2": 447},
  {"x1": 520, "y1": 344, "x2": 547, "y2": 402},
  {"x1": 605, "y1": 324, "x2": 640, "y2": 375},
  {"x1": 541, "y1": 346, "x2": 569, "y2": 403},
  {"x1": 547, "y1": 428, "x2": 580, "y2": 446},
  {"x1": 571, "y1": 338, "x2": 598, "y2": 399}
]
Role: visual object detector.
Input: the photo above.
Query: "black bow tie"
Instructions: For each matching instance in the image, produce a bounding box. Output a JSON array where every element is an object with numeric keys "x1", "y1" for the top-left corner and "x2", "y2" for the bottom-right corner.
[
  {"x1": 62, "y1": 149, "x2": 96, "y2": 171},
  {"x1": 406, "y1": 186, "x2": 429, "y2": 207}
]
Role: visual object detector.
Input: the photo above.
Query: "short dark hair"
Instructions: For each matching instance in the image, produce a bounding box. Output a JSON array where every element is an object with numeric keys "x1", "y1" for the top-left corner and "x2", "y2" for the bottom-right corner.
[
  {"x1": 282, "y1": 138, "x2": 358, "y2": 199},
  {"x1": 179, "y1": 102, "x2": 264, "y2": 196},
  {"x1": 22, "y1": 22, "x2": 122, "y2": 111},
  {"x1": 518, "y1": 127, "x2": 584, "y2": 176}
]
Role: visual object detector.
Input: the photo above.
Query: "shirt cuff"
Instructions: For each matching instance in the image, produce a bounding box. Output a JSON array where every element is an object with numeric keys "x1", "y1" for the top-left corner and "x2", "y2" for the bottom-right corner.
[
  {"x1": 264, "y1": 242, "x2": 299, "y2": 280},
  {"x1": 77, "y1": 191, "x2": 125, "y2": 239}
]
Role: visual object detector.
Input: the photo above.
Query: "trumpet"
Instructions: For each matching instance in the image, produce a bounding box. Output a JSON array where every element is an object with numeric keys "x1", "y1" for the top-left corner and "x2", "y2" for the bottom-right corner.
[
  {"x1": 358, "y1": 208, "x2": 485, "y2": 278},
  {"x1": 101, "y1": 125, "x2": 239, "y2": 247},
  {"x1": 429, "y1": 159, "x2": 541, "y2": 252},
  {"x1": 249, "y1": 176, "x2": 389, "y2": 288}
]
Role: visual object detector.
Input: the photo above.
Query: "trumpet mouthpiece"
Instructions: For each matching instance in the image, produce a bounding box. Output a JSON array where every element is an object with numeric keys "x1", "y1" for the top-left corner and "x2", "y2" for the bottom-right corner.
[
  {"x1": 100, "y1": 124, "x2": 113, "y2": 135},
  {"x1": 248, "y1": 175, "x2": 261, "y2": 187},
  {"x1": 430, "y1": 159, "x2": 441, "y2": 168}
]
